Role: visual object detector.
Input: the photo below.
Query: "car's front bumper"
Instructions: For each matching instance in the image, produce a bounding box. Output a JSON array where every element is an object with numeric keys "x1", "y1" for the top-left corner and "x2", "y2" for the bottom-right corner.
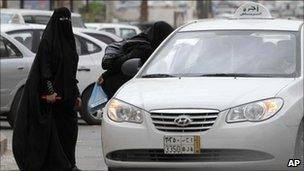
[{"x1": 101, "y1": 109, "x2": 300, "y2": 170}]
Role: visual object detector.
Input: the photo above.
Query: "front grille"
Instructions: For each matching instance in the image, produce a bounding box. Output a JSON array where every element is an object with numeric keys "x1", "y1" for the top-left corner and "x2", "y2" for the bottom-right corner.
[
  {"x1": 150, "y1": 109, "x2": 219, "y2": 132},
  {"x1": 106, "y1": 149, "x2": 274, "y2": 162}
]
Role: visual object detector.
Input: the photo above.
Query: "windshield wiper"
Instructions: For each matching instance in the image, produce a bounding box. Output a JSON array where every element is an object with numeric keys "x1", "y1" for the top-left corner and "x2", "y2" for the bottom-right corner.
[
  {"x1": 141, "y1": 74, "x2": 176, "y2": 78},
  {"x1": 200, "y1": 73, "x2": 256, "y2": 77}
]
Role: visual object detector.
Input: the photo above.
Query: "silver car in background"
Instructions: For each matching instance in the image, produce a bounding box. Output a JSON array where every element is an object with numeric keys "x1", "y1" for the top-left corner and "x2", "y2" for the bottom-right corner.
[
  {"x1": 85, "y1": 23, "x2": 141, "y2": 39},
  {"x1": 1, "y1": 24, "x2": 108, "y2": 126},
  {"x1": 0, "y1": 32, "x2": 34, "y2": 126}
]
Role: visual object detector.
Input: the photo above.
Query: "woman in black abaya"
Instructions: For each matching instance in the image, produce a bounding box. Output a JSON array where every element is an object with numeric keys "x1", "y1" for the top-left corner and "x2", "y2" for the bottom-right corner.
[
  {"x1": 99, "y1": 21, "x2": 174, "y2": 98},
  {"x1": 13, "y1": 7, "x2": 81, "y2": 171}
]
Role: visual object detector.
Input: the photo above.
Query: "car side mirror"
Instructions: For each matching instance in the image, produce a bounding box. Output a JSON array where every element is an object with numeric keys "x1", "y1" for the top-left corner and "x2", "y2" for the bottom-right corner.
[{"x1": 121, "y1": 58, "x2": 142, "y2": 77}]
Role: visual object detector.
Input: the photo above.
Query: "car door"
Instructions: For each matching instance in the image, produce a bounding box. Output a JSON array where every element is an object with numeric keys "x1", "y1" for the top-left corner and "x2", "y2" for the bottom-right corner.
[
  {"x1": 0, "y1": 36, "x2": 28, "y2": 110},
  {"x1": 74, "y1": 35, "x2": 102, "y2": 93}
]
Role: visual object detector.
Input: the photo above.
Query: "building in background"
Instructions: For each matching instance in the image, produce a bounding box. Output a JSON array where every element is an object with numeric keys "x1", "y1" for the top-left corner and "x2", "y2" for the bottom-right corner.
[{"x1": 1, "y1": 0, "x2": 303, "y2": 27}]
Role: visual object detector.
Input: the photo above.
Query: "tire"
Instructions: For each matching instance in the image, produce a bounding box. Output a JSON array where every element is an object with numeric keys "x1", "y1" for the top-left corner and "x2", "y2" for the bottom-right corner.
[
  {"x1": 7, "y1": 87, "x2": 24, "y2": 128},
  {"x1": 80, "y1": 85, "x2": 105, "y2": 125}
]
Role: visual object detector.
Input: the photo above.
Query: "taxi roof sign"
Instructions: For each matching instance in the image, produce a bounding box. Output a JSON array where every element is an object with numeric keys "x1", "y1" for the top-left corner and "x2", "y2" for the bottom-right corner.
[{"x1": 233, "y1": 2, "x2": 273, "y2": 19}]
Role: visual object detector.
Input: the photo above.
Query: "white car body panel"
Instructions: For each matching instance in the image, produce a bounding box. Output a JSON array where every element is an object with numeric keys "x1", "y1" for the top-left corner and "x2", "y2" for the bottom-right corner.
[{"x1": 115, "y1": 78, "x2": 294, "y2": 111}]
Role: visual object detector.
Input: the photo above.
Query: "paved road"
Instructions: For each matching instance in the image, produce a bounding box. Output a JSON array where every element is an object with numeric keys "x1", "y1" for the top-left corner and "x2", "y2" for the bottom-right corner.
[{"x1": 0, "y1": 118, "x2": 107, "y2": 171}]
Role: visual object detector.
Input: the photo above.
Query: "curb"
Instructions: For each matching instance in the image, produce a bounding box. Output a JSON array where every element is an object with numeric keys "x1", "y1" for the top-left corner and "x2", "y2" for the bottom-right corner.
[{"x1": 0, "y1": 132, "x2": 8, "y2": 156}]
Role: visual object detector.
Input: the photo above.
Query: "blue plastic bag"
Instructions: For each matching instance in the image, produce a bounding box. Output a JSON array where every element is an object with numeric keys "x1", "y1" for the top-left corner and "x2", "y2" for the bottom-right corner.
[{"x1": 88, "y1": 83, "x2": 108, "y2": 114}]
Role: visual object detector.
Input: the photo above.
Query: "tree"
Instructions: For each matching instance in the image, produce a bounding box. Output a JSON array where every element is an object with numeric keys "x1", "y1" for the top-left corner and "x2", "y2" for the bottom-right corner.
[
  {"x1": 196, "y1": 0, "x2": 213, "y2": 19},
  {"x1": 140, "y1": 0, "x2": 148, "y2": 22},
  {"x1": 79, "y1": 1, "x2": 106, "y2": 22}
]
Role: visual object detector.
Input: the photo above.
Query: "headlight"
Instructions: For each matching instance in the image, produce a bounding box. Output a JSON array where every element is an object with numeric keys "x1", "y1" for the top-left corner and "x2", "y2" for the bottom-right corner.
[
  {"x1": 107, "y1": 99, "x2": 144, "y2": 123},
  {"x1": 226, "y1": 98, "x2": 283, "y2": 123}
]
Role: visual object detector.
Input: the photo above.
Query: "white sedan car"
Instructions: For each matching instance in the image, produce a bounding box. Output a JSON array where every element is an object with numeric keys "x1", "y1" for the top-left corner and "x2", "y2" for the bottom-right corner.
[
  {"x1": 102, "y1": 2, "x2": 303, "y2": 171},
  {"x1": 1, "y1": 24, "x2": 107, "y2": 125}
]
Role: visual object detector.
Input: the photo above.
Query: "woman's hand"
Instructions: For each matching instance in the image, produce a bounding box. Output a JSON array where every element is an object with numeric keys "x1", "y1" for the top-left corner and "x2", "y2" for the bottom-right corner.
[
  {"x1": 97, "y1": 75, "x2": 104, "y2": 85},
  {"x1": 46, "y1": 93, "x2": 58, "y2": 103},
  {"x1": 74, "y1": 97, "x2": 82, "y2": 109}
]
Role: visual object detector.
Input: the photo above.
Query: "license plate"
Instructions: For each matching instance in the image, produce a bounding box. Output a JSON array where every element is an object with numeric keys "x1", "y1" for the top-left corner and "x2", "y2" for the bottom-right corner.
[{"x1": 163, "y1": 135, "x2": 201, "y2": 154}]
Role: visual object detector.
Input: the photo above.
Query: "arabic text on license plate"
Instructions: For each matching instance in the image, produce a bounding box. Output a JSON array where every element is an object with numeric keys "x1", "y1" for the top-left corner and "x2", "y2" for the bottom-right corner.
[{"x1": 163, "y1": 135, "x2": 201, "y2": 154}]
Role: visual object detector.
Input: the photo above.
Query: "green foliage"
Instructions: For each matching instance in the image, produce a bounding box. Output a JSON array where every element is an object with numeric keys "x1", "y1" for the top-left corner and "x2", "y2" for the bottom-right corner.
[{"x1": 79, "y1": 1, "x2": 106, "y2": 22}]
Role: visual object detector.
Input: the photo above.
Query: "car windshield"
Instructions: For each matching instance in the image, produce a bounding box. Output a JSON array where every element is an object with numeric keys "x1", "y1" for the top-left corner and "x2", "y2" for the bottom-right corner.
[
  {"x1": 141, "y1": 31, "x2": 298, "y2": 78},
  {"x1": 1, "y1": 13, "x2": 13, "y2": 23}
]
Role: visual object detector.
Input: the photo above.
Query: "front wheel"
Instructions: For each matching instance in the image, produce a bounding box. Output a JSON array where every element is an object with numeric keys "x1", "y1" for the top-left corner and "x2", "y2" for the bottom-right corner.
[{"x1": 80, "y1": 85, "x2": 104, "y2": 125}]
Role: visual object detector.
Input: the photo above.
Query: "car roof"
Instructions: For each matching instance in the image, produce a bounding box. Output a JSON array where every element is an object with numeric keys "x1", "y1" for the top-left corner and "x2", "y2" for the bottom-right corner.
[
  {"x1": 1, "y1": 8, "x2": 81, "y2": 17},
  {"x1": 180, "y1": 19, "x2": 303, "y2": 32},
  {"x1": 74, "y1": 27, "x2": 122, "y2": 41},
  {"x1": 1, "y1": 23, "x2": 45, "y2": 32},
  {"x1": 85, "y1": 23, "x2": 139, "y2": 29},
  {"x1": 1, "y1": 23, "x2": 107, "y2": 49}
]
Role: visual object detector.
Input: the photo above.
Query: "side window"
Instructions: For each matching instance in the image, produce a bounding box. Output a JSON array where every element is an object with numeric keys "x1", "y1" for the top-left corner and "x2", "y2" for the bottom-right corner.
[
  {"x1": 8, "y1": 30, "x2": 34, "y2": 52},
  {"x1": 23, "y1": 15, "x2": 35, "y2": 23},
  {"x1": 23, "y1": 15, "x2": 50, "y2": 25},
  {"x1": 120, "y1": 28, "x2": 137, "y2": 39},
  {"x1": 75, "y1": 35, "x2": 101, "y2": 55},
  {"x1": 0, "y1": 36, "x2": 22, "y2": 59},
  {"x1": 99, "y1": 28, "x2": 116, "y2": 34},
  {"x1": 32, "y1": 16, "x2": 50, "y2": 25}
]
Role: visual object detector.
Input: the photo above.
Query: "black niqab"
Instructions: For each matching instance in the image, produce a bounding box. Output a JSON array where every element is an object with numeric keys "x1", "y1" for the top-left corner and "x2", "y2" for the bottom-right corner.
[
  {"x1": 41, "y1": 7, "x2": 79, "y2": 101},
  {"x1": 145, "y1": 21, "x2": 174, "y2": 50},
  {"x1": 13, "y1": 7, "x2": 79, "y2": 171}
]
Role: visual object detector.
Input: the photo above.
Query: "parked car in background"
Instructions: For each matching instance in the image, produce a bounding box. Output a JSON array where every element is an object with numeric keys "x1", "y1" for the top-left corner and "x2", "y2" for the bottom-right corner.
[
  {"x1": 85, "y1": 23, "x2": 141, "y2": 39},
  {"x1": 102, "y1": 2, "x2": 303, "y2": 170},
  {"x1": 74, "y1": 28, "x2": 122, "y2": 44},
  {"x1": 295, "y1": 2, "x2": 304, "y2": 19},
  {"x1": 0, "y1": 8, "x2": 85, "y2": 28},
  {"x1": 130, "y1": 21, "x2": 155, "y2": 31},
  {"x1": 1, "y1": 24, "x2": 107, "y2": 125},
  {"x1": 0, "y1": 32, "x2": 34, "y2": 126}
]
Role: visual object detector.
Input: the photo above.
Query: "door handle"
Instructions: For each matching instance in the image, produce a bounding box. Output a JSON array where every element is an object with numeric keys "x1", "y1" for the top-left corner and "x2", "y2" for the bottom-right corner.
[
  {"x1": 77, "y1": 67, "x2": 91, "y2": 72},
  {"x1": 17, "y1": 66, "x2": 24, "y2": 70}
]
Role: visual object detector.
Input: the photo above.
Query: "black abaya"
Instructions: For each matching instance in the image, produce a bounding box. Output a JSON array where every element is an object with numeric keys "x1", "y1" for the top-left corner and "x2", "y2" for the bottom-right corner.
[
  {"x1": 13, "y1": 7, "x2": 79, "y2": 171},
  {"x1": 101, "y1": 21, "x2": 174, "y2": 98}
]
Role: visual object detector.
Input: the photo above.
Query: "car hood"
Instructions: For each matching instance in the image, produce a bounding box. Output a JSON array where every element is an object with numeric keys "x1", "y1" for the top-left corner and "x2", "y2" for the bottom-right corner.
[{"x1": 115, "y1": 77, "x2": 294, "y2": 111}]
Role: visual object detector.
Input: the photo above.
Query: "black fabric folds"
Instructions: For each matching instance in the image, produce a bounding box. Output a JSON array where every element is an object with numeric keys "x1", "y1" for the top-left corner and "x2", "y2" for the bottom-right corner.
[{"x1": 12, "y1": 7, "x2": 79, "y2": 171}]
